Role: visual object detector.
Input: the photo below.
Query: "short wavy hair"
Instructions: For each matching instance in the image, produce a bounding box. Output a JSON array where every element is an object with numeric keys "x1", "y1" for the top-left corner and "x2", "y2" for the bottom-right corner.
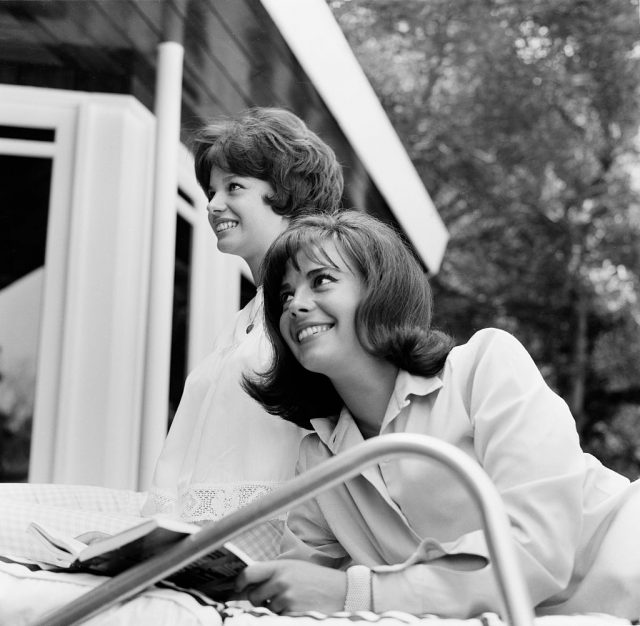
[
  {"x1": 193, "y1": 107, "x2": 344, "y2": 215},
  {"x1": 243, "y1": 211, "x2": 454, "y2": 428}
]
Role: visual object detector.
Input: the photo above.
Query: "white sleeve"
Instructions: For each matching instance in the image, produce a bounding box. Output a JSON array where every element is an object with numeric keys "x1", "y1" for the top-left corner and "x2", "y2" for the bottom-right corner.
[
  {"x1": 369, "y1": 329, "x2": 615, "y2": 616},
  {"x1": 278, "y1": 436, "x2": 351, "y2": 569}
]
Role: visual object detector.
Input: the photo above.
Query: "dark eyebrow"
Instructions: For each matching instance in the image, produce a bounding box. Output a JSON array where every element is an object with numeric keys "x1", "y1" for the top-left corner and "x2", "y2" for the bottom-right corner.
[
  {"x1": 279, "y1": 259, "x2": 341, "y2": 295},
  {"x1": 306, "y1": 265, "x2": 340, "y2": 279}
]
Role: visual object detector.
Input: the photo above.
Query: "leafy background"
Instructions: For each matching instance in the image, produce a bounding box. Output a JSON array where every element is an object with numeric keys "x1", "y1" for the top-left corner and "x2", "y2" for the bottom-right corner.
[{"x1": 328, "y1": 0, "x2": 640, "y2": 477}]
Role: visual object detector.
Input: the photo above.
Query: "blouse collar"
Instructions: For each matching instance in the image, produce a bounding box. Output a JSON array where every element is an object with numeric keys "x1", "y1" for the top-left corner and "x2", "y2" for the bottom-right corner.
[{"x1": 311, "y1": 370, "x2": 443, "y2": 454}]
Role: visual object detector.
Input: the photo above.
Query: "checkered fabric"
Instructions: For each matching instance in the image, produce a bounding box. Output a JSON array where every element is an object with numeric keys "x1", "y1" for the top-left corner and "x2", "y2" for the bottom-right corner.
[
  {"x1": 220, "y1": 520, "x2": 284, "y2": 562},
  {"x1": 0, "y1": 483, "x2": 146, "y2": 563}
]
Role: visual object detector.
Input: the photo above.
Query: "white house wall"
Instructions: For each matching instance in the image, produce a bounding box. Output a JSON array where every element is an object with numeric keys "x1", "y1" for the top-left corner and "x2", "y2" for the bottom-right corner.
[
  {"x1": 49, "y1": 93, "x2": 155, "y2": 488},
  {"x1": 1, "y1": 85, "x2": 244, "y2": 489}
]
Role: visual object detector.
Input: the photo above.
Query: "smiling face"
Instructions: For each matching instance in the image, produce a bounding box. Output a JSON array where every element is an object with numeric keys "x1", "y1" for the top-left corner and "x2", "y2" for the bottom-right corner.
[
  {"x1": 206, "y1": 166, "x2": 289, "y2": 279},
  {"x1": 278, "y1": 241, "x2": 374, "y2": 382}
]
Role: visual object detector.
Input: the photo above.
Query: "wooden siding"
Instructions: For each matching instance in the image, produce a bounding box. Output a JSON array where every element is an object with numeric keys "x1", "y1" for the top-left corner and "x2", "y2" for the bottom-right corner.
[{"x1": 0, "y1": 0, "x2": 392, "y2": 219}]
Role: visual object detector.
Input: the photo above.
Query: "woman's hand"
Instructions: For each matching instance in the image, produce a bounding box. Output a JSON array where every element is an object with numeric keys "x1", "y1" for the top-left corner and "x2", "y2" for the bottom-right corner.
[
  {"x1": 75, "y1": 530, "x2": 111, "y2": 545},
  {"x1": 235, "y1": 559, "x2": 347, "y2": 614}
]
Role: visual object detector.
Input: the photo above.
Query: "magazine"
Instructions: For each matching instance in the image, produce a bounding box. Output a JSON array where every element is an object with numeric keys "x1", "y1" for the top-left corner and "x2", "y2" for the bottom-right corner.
[{"x1": 27, "y1": 517, "x2": 254, "y2": 600}]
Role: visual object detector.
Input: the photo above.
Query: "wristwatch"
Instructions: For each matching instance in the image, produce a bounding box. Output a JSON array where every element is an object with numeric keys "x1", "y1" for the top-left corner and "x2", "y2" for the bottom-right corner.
[{"x1": 344, "y1": 565, "x2": 372, "y2": 611}]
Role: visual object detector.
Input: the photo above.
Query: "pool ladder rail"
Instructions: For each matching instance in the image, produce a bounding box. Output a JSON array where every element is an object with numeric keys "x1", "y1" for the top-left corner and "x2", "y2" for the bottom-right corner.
[{"x1": 31, "y1": 433, "x2": 535, "y2": 626}]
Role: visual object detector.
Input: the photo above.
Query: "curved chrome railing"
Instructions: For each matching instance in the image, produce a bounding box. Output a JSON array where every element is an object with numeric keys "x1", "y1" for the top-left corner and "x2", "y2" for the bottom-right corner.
[{"x1": 31, "y1": 434, "x2": 534, "y2": 625}]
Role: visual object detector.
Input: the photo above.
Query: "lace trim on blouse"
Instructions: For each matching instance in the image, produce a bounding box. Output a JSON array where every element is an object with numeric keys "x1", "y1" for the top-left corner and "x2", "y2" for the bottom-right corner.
[{"x1": 143, "y1": 481, "x2": 286, "y2": 522}]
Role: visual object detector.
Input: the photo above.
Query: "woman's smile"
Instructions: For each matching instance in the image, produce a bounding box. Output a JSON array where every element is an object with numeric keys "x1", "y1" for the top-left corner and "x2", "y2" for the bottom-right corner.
[
  {"x1": 213, "y1": 219, "x2": 239, "y2": 235},
  {"x1": 296, "y1": 324, "x2": 334, "y2": 343},
  {"x1": 278, "y1": 243, "x2": 370, "y2": 381}
]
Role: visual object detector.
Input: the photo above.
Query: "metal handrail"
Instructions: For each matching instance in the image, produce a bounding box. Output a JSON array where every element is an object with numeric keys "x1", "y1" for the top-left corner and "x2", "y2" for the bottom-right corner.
[{"x1": 31, "y1": 434, "x2": 534, "y2": 626}]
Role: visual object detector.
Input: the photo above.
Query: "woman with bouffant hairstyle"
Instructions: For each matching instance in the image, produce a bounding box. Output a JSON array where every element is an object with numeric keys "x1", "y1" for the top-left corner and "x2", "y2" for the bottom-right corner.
[{"x1": 193, "y1": 107, "x2": 343, "y2": 219}]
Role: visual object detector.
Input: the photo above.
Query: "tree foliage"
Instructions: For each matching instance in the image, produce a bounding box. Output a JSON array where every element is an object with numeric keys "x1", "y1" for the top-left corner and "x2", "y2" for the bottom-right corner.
[{"x1": 329, "y1": 0, "x2": 640, "y2": 477}]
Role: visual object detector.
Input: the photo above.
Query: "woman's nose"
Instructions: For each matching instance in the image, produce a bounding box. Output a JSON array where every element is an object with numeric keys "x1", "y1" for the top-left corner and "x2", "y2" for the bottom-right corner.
[
  {"x1": 288, "y1": 292, "x2": 312, "y2": 315},
  {"x1": 207, "y1": 193, "x2": 226, "y2": 214}
]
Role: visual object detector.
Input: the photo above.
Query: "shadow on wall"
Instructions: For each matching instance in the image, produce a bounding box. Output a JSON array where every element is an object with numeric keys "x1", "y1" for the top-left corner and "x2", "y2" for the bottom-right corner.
[{"x1": 0, "y1": 351, "x2": 32, "y2": 481}]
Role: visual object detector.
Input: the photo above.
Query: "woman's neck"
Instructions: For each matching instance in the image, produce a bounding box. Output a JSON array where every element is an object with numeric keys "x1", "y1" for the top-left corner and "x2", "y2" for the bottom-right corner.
[
  {"x1": 247, "y1": 258, "x2": 261, "y2": 285},
  {"x1": 332, "y1": 359, "x2": 398, "y2": 438}
]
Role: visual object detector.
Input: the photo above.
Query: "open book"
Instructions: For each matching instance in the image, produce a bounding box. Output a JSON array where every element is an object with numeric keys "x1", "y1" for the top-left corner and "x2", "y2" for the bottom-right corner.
[{"x1": 27, "y1": 517, "x2": 254, "y2": 601}]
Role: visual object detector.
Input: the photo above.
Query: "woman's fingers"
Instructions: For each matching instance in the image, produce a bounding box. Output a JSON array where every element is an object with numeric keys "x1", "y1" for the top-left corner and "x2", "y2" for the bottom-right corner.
[
  {"x1": 235, "y1": 560, "x2": 347, "y2": 614},
  {"x1": 235, "y1": 561, "x2": 278, "y2": 593},
  {"x1": 236, "y1": 562, "x2": 283, "y2": 610}
]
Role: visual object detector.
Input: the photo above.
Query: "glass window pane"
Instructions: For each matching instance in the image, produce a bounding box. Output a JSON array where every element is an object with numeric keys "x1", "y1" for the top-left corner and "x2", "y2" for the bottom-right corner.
[
  {"x1": 0, "y1": 154, "x2": 51, "y2": 481},
  {"x1": 168, "y1": 213, "x2": 192, "y2": 429}
]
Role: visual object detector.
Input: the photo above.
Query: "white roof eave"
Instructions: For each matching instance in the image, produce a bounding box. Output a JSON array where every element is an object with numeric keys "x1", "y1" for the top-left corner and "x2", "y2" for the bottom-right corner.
[{"x1": 260, "y1": 0, "x2": 449, "y2": 274}]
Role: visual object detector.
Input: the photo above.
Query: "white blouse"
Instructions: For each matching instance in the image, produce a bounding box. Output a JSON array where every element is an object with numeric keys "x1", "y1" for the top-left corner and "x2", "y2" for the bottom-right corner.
[
  {"x1": 143, "y1": 289, "x2": 307, "y2": 527},
  {"x1": 280, "y1": 328, "x2": 640, "y2": 619}
]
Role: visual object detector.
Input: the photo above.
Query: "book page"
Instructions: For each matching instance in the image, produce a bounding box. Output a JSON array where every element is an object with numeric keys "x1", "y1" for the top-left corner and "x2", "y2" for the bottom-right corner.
[
  {"x1": 164, "y1": 543, "x2": 252, "y2": 601},
  {"x1": 26, "y1": 522, "x2": 88, "y2": 566}
]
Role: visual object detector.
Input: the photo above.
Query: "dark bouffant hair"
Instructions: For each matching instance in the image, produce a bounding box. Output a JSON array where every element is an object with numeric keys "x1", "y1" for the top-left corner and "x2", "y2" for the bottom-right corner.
[
  {"x1": 192, "y1": 107, "x2": 344, "y2": 215},
  {"x1": 243, "y1": 211, "x2": 454, "y2": 428}
]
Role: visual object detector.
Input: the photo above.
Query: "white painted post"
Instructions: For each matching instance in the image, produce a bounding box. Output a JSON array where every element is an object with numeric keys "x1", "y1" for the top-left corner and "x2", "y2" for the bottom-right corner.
[{"x1": 139, "y1": 35, "x2": 184, "y2": 489}]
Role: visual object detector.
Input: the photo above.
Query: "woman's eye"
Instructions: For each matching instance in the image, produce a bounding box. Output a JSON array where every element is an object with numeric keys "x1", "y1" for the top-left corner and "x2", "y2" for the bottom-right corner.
[
  {"x1": 279, "y1": 292, "x2": 293, "y2": 307},
  {"x1": 313, "y1": 273, "x2": 335, "y2": 288},
  {"x1": 228, "y1": 182, "x2": 242, "y2": 192}
]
